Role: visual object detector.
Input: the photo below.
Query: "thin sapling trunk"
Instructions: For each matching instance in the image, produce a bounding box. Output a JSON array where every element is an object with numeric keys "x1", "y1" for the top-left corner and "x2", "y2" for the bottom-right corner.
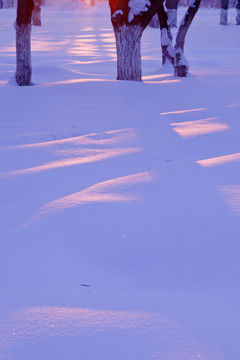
[{"x1": 174, "y1": 0, "x2": 202, "y2": 77}]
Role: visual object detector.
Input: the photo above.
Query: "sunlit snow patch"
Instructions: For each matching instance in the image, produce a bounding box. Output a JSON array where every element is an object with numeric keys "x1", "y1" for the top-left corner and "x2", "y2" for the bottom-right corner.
[
  {"x1": 170, "y1": 117, "x2": 229, "y2": 138},
  {"x1": 196, "y1": 153, "x2": 240, "y2": 167},
  {"x1": 1, "y1": 147, "x2": 140, "y2": 177},
  {"x1": 218, "y1": 185, "x2": 240, "y2": 215},
  {"x1": 0, "y1": 128, "x2": 137, "y2": 151},
  {"x1": 28, "y1": 171, "x2": 154, "y2": 223},
  {"x1": 0, "y1": 306, "x2": 216, "y2": 360},
  {"x1": 160, "y1": 108, "x2": 207, "y2": 116},
  {"x1": 0, "y1": 129, "x2": 140, "y2": 177}
]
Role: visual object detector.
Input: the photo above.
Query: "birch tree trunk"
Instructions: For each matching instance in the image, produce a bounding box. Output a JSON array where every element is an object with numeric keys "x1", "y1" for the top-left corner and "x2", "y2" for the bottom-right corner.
[
  {"x1": 174, "y1": 0, "x2": 202, "y2": 77},
  {"x1": 114, "y1": 24, "x2": 143, "y2": 81},
  {"x1": 109, "y1": 0, "x2": 163, "y2": 81},
  {"x1": 157, "y1": 5, "x2": 175, "y2": 67},
  {"x1": 15, "y1": 0, "x2": 34, "y2": 86}
]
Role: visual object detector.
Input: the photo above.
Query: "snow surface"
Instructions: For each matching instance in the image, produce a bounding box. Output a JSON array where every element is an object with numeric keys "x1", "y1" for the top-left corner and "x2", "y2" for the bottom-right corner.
[{"x1": 0, "y1": 4, "x2": 240, "y2": 360}]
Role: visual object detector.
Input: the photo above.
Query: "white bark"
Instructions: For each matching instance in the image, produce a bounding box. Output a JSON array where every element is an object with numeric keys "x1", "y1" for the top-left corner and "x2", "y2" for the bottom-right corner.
[
  {"x1": 16, "y1": 23, "x2": 32, "y2": 86},
  {"x1": 114, "y1": 24, "x2": 143, "y2": 81},
  {"x1": 167, "y1": 9, "x2": 177, "y2": 28},
  {"x1": 237, "y1": 9, "x2": 240, "y2": 25},
  {"x1": 220, "y1": 8, "x2": 228, "y2": 25}
]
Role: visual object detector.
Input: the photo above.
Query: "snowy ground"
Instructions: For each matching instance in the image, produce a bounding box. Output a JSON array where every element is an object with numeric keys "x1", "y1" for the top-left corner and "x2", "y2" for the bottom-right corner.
[{"x1": 0, "y1": 4, "x2": 240, "y2": 360}]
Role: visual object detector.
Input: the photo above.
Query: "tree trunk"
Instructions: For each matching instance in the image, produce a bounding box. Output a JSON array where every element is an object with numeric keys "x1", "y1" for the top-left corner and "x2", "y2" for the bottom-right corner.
[
  {"x1": 165, "y1": 0, "x2": 178, "y2": 27},
  {"x1": 157, "y1": 5, "x2": 175, "y2": 67},
  {"x1": 114, "y1": 24, "x2": 143, "y2": 81},
  {"x1": 109, "y1": 0, "x2": 163, "y2": 81},
  {"x1": 15, "y1": 0, "x2": 34, "y2": 86},
  {"x1": 174, "y1": 0, "x2": 202, "y2": 77}
]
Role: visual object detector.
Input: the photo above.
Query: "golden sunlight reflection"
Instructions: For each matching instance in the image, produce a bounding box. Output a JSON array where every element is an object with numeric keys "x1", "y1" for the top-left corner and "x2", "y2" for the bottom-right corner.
[
  {"x1": 218, "y1": 185, "x2": 240, "y2": 214},
  {"x1": 0, "y1": 306, "x2": 212, "y2": 360},
  {"x1": 2, "y1": 147, "x2": 141, "y2": 177},
  {"x1": 171, "y1": 117, "x2": 229, "y2": 138},
  {"x1": 30, "y1": 172, "x2": 154, "y2": 222},
  {"x1": 160, "y1": 108, "x2": 207, "y2": 116},
  {"x1": 196, "y1": 152, "x2": 240, "y2": 167}
]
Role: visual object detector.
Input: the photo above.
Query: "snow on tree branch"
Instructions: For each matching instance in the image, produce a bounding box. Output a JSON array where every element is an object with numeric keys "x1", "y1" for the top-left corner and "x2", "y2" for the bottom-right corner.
[{"x1": 128, "y1": 0, "x2": 151, "y2": 22}]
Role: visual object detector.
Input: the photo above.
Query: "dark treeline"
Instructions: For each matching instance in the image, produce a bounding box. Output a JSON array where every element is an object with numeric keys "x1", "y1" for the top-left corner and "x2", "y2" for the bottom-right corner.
[{"x1": 0, "y1": 0, "x2": 237, "y2": 8}]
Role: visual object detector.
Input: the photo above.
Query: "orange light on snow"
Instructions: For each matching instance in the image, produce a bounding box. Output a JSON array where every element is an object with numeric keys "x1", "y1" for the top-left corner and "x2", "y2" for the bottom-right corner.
[
  {"x1": 196, "y1": 153, "x2": 240, "y2": 167},
  {"x1": 218, "y1": 185, "x2": 240, "y2": 214},
  {"x1": 170, "y1": 117, "x2": 229, "y2": 138}
]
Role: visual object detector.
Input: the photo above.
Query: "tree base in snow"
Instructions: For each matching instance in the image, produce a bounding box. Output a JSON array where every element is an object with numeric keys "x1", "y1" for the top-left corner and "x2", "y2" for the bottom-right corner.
[
  {"x1": 174, "y1": 65, "x2": 188, "y2": 77},
  {"x1": 236, "y1": 9, "x2": 240, "y2": 24},
  {"x1": 220, "y1": 8, "x2": 228, "y2": 25}
]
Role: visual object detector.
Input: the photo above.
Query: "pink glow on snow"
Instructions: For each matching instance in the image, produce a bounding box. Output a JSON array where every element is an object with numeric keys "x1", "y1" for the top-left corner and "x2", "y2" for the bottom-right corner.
[
  {"x1": 1, "y1": 147, "x2": 141, "y2": 177},
  {"x1": 0, "y1": 46, "x2": 15, "y2": 56},
  {"x1": 144, "y1": 79, "x2": 181, "y2": 84},
  {"x1": 196, "y1": 153, "x2": 240, "y2": 167},
  {"x1": 218, "y1": 185, "x2": 240, "y2": 214},
  {"x1": 31, "y1": 39, "x2": 69, "y2": 52},
  {"x1": 80, "y1": 27, "x2": 94, "y2": 31},
  {"x1": 67, "y1": 34, "x2": 116, "y2": 59},
  {"x1": 100, "y1": 35, "x2": 115, "y2": 43},
  {"x1": 170, "y1": 117, "x2": 229, "y2": 138},
  {"x1": 0, "y1": 128, "x2": 137, "y2": 151},
  {"x1": 0, "y1": 129, "x2": 140, "y2": 177},
  {"x1": 30, "y1": 172, "x2": 154, "y2": 221},
  {"x1": 0, "y1": 306, "x2": 210, "y2": 360},
  {"x1": 41, "y1": 78, "x2": 112, "y2": 86},
  {"x1": 65, "y1": 59, "x2": 113, "y2": 65},
  {"x1": 226, "y1": 103, "x2": 240, "y2": 108},
  {"x1": 160, "y1": 108, "x2": 207, "y2": 116},
  {"x1": 142, "y1": 74, "x2": 172, "y2": 80}
]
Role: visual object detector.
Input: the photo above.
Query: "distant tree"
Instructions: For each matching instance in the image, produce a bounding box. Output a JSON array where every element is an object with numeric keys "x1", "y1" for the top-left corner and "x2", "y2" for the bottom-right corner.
[
  {"x1": 109, "y1": 0, "x2": 202, "y2": 81},
  {"x1": 220, "y1": 0, "x2": 240, "y2": 25},
  {"x1": 15, "y1": 0, "x2": 34, "y2": 86},
  {"x1": 149, "y1": 0, "x2": 178, "y2": 29},
  {"x1": 32, "y1": 0, "x2": 41, "y2": 26}
]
